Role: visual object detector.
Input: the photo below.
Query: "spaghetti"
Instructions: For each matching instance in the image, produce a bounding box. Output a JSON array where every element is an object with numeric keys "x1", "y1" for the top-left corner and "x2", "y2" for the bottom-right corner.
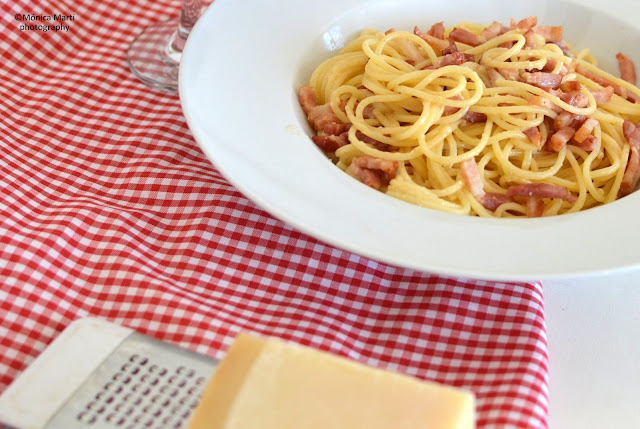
[{"x1": 298, "y1": 17, "x2": 640, "y2": 217}]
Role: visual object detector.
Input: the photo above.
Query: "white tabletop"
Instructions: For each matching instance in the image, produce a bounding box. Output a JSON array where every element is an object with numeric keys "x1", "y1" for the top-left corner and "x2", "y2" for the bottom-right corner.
[{"x1": 545, "y1": 271, "x2": 640, "y2": 428}]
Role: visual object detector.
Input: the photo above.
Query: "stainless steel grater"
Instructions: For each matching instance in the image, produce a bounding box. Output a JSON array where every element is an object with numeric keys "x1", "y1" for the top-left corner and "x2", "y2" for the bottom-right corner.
[{"x1": 0, "y1": 318, "x2": 218, "y2": 429}]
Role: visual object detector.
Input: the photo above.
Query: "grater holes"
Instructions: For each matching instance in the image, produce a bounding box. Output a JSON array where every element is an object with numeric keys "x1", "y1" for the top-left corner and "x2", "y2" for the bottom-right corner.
[
  {"x1": 77, "y1": 355, "x2": 204, "y2": 428},
  {"x1": 77, "y1": 411, "x2": 97, "y2": 424},
  {"x1": 129, "y1": 354, "x2": 149, "y2": 366},
  {"x1": 176, "y1": 366, "x2": 196, "y2": 378}
]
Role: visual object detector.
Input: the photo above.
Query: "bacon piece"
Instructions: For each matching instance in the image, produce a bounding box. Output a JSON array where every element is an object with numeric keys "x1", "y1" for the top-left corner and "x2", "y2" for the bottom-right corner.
[
  {"x1": 616, "y1": 53, "x2": 637, "y2": 85},
  {"x1": 347, "y1": 156, "x2": 398, "y2": 190},
  {"x1": 311, "y1": 132, "x2": 349, "y2": 153},
  {"x1": 299, "y1": 86, "x2": 317, "y2": 116},
  {"x1": 485, "y1": 67, "x2": 504, "y2": 88},
  {"x1": 590, "y1": 86, "x2": 614, "y2": 105},
  {"x1": 497, "y1": 67, "x2": 519, "y2": 81},
  {"x1": 559, "y1": 91, "x2": 589, "y2": 108},
  {"x1": 522, "y1": 72, "x2": 562, "y2": 89},
  {"x1": 528, "y1": 94, "x2": 563, "y2": 114},
  {"x1": 526, "y1": 196, "x2": 546, "y2": 217},
  {"x1": 523, "y1": 30, "x2": 536, "y2": 49},
  {"x1": 553, "y1": 40, "x2": 573, "y2": 57},
  {"x1": 577, "y1": 64, "x2": 640, "y2": 103},
  {"x1": 620, "y1": 146, "x2": 640, "y2": 196},
  {"x1": 427, "y1": 22, "x2": 445, "y2": 39},
  {"x1": 460, "y1": 158, "x2": 485, "y2": 199},
  {"x1": 442, "y1": 39, "x2": 458, "y2": 55},
  {"x1": 571, "y1": 135, "x2": 598, "y2": 152},
  {"x1": 481, "y1": 21, "x2": 509, "y2": 40},
  {"x1": 460, "y1": 159, "x2": 514, "y2": 211},
  {"x1": 553, "y1": 111, "x2": 576, "y2": 130},
  {"x1": 548, "y1": 127, "x2": 577, "y2": 152},
  {"x1": 355, "y1": 131, "x2": 388, "y2": 151},
  {"x1": 308, "y1": 104, "x2": 346, "y2": 135},
  {"x1": 414, "y1": 26, "x2": 448, "y2": 55},
  {"x1": 462, "y1": 111, "x2": 487, "y2": 123},
  {"x1": 552, "y1": 112, "x2": 585, "y2": 131},
  {"x1": 394, "y1": 38, "x2": 425, "y2": 65},
  {"x1": 507, "y1": 183, "x2": 577, "y2": 203},
  {"x1": 448, "y1": 28, "x2": 486, "y2": 47},
  {"x1": 524, "y1": 127, "x2": 543, "y2": 149},
  {"x1": 542, "y1": 58, "x2": 558, "y2": 72},
  {"x1": 300, "y1": 86, "x2": 347, "y2": 135},
  {"x1": 574, "y1": 118, "x2": 598, "y2": 143},
  {"x1": 623, "y1": 120, "x2": 640, "y2": 146},
  {"x1": 511, "y1": 16, "x2": 538, "y2": 31},
  {"x1": 439, "y1": 51, "x2": 475, "y2": 67},
  {"x1": 441, "y1": 94, "x2": 463, "y2": 116},
  {"x1": 481, "y1": 192, "x2": 513, "y2": 211},
  {"x1": 560, "y1": 80, "x2": 581, "y2": 92},
  {"x1": 560, "y1": 59, "x2": 577, "y2": 75},
  {"x1": 621, "y1": 119, "x2": 640, "y2": 194},
  {"x1": 532, "y1": 26, "x2": 563, "y2": 42}
]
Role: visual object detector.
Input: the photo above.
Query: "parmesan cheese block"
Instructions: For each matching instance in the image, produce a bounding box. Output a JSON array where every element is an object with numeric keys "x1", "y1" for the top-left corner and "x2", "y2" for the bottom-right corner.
[{"x1": 187, "y1": 333, "x2": 475, "y2": 429}]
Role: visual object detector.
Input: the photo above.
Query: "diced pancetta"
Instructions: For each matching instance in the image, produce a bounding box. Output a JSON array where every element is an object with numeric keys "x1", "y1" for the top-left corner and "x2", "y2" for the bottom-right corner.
[
  {"x1": 308, "y1": 104, "x2": 346, "y2": 135},
  {"x1": 497, "y1": 67, "x2": 519, "y2": 81},
  {"x1": 524, "y1": 127, "x2": 543, "y2": 149},
  {"x1": 481, "y1": 192, "x2": 513, "y2": 211},
  {"x1": 616, "y1": 53, "x2": 637, "y2": 85},
  {"x1": 299, "y1": 86, "x2": 318, "y2": 116},
  {"x1": 439, "y1": 51, "x2": 475, "y2": 67},
  {"x1": 590, "y1": 87, "x2": 614, "y2": 105},
  {"x1": 355, "y1": 131, "x2": 389, "y2": 151},
  {"x1": 620, "y1": 146, "x2": 640, "y2": 196},
  {"x1": 526, "y1": 196, "x2": 546, "y2": 217},
  {"x1": 448, "y1": 28, "x2": 486, "y2": 47},
  {"x1": 547, "y1": 127, "x2": 576, "y2": 152},
  {"x1": 462, "y1": 111, "x2": 488, "y2": 123},
  {"x1": 511, "y1": 16, "x2": 538, "y2": 31},
  {"x1": 523, "y1": 30, "x2": 536, "y2": 49},
  {"x1": 577, "y1": 64, "x2": 640, "y2": 103},
  {"x1": 574, "y1": 118, "x2": 598, "y2": 143},
  {"x1": 532, "y1": 26, "x2": 563, "y2": 42},
  {"x1": 481, "y1": 21, "x2": 509, "y2": 40},
  {"x1": 560, "y1": 80, "x2": 581, "y2": 92},
  {"x1": 460, "y1": 158, "x2": 512, "y2": 211},
  {"x1": 571, "y1": 135, "x2": 598, "y2": 152},
  {"x1": 623, "y1": 120, "x2": 640, "y2": 147},
  {"x1": 414, "y1": 26, "x2": 449, "y2": 54},
  {"x1": 522, "y1": 72, "x2": 562, "y2": 89},
  {"x1": 506, "y1": 183, "x2": 577, "y2": 203},
  {"x1": 459, "y1": 158, "x2": 485, "y2": 199},
  {"x1": 427, "y1": 22, "x2": 446, "y2": 39},
  {"x1": 347, "y1": 156, "x2": 398, "y2": 190},
  {"x1": 311, "y1": 132, "x2": 349, "y2": 153},
  {"x1": 559, "y1": 91, "x2": 589, "y2": 108}
]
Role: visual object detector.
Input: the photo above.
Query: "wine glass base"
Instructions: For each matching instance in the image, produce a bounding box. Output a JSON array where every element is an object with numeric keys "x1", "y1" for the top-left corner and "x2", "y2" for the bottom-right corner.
[{"x1": 127, "y1": 19, "x2": 181, "y2": 93}]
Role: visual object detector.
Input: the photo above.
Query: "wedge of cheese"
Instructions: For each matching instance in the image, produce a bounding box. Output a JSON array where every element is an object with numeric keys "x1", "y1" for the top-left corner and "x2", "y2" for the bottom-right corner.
[{"x1": 187, "y1": 333, "x2": 475, "y2": 429}]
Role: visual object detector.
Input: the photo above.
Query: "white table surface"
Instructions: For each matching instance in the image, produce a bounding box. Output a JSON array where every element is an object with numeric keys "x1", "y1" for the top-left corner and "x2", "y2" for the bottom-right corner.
[{"x1": 545, "y1": 271, "x2": 640, "y2": 429}]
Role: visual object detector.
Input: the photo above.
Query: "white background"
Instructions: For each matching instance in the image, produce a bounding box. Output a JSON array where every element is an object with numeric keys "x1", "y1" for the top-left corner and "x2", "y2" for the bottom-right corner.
[{"x1": 545, "y1": 272, "x2": 640, "y2": 428}]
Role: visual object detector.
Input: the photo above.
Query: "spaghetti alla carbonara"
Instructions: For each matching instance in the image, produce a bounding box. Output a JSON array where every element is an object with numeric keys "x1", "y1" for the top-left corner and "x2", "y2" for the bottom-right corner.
[{"x1": 298, "y1": 17, "x2": 640, "y2": 217}]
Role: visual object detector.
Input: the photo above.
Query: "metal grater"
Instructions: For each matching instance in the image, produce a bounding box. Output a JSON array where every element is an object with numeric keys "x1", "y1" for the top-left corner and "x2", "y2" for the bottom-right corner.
[{"x1": 0, "y1": 319, "x2": 219, "y2": 429}]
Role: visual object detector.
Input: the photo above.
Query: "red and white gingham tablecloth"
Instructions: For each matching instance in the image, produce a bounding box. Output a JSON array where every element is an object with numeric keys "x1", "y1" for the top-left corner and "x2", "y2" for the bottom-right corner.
[{"x1": 0, "y1": 0, "x2": 548, "y2": 427}]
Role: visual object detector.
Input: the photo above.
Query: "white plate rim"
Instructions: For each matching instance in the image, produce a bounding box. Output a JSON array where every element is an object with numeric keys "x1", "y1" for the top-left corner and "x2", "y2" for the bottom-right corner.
[{"x1": 179, "y1": 0, "x2": 640, "y2": 281}]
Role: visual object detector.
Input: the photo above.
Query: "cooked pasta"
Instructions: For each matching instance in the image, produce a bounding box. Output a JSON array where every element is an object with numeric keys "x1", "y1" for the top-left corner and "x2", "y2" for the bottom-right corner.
[{"x1": 298, "y1": 17, "x2": 640, "y2": 217}]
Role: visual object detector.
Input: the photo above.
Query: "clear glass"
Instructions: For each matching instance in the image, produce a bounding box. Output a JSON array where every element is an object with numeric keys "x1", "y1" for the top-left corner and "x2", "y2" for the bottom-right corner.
[{"x1": 127, "y1": 0, "x2": 203, "y2": 92}]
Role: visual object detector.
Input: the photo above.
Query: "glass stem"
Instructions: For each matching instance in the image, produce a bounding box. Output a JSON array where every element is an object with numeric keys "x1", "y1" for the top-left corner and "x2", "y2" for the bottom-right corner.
[{"x1": 169, "y1": 0, "x2": 203, "y2": 57}]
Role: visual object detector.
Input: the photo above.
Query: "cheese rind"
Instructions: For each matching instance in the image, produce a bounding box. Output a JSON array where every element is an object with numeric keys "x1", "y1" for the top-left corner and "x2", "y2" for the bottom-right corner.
[{"x1": 187, "y1": 333, "x2": 475, "y2": 429}]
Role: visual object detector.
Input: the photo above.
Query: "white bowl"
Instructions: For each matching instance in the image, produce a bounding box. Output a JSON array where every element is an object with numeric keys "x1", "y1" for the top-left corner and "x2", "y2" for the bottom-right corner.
[{"x1": 179, "y1": 0, "x2": 640, "y2": 281}]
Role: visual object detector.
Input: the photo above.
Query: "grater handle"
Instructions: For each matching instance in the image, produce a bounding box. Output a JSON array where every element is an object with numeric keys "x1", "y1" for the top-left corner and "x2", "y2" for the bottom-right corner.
[{"x1": 0, "y1": 318, "x2": 133, "y2": 429}]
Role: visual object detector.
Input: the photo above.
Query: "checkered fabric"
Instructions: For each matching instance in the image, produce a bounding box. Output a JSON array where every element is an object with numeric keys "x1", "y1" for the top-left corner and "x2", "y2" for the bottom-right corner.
[{"x1": 0, "y1": 0, "x2": 549, "y2": 427}]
